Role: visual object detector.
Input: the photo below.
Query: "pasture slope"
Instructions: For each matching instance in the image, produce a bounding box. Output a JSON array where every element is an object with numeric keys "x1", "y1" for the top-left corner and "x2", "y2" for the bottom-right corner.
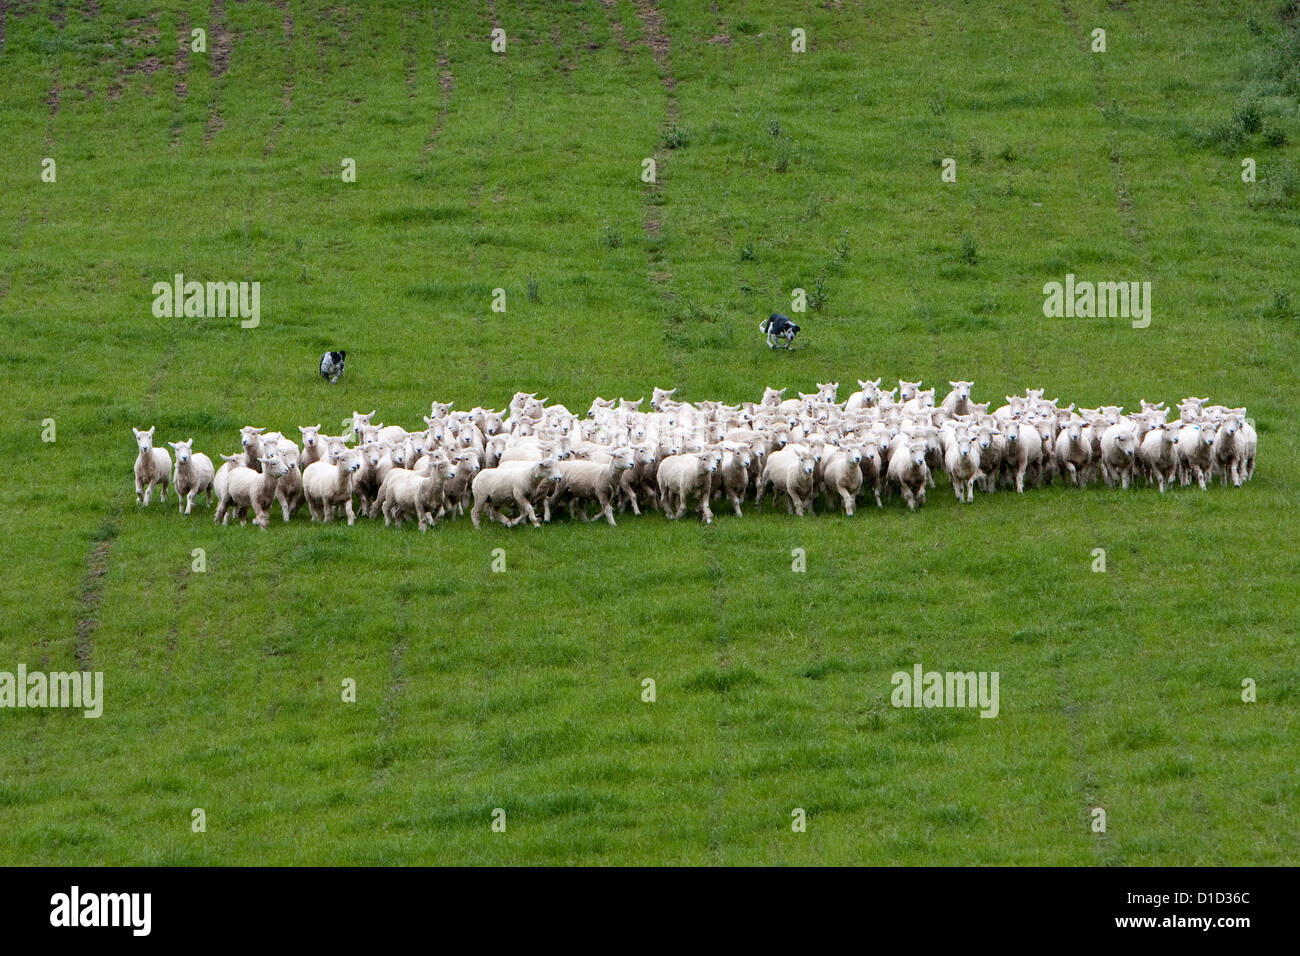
[{"x1": 0, "y1": 0, "x2": 1297, "y2": 865}]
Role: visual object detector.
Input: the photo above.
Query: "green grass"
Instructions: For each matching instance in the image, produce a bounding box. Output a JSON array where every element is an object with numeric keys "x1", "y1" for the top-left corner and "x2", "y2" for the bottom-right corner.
[{"x1": 1, "y1": 0, "x2": 1298, "y2": 865}]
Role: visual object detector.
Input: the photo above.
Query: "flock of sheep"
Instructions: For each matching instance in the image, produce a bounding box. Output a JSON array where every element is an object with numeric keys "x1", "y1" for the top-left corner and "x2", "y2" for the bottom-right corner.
[{"x1": 130, "y1": 380, "x2": 1258, "y2": 530}]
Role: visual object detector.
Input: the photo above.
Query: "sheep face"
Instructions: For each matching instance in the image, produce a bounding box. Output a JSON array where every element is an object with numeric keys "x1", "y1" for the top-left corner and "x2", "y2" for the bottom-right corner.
[
  {"x1": 949, "y1": 380, "x2": 973, "y2": 402},
  {"x1": 340, "y1": 448, "x2": 363, "y2": 475},
  {"x1": 133, "y1": 426, "x2": 156, "y2": 454},
  {"x1": 899, "y1": 380, "x2": 921, "y2": 402},
  {"x1": 168, "y1": 438, "x2": 194, "y2": 464},
  {"x1": 258, "y1": 454, "x2": 292, "y2": 479},
  {"x1": 240, "y1": 426, "x2": 264, "y2": 450},
  {"x1": 299, "y1": 425, "x2": 321, "y2": 449}
]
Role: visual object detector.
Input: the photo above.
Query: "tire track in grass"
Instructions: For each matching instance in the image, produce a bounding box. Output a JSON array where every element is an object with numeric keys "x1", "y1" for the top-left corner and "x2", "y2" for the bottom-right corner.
[
  {"x1": 401, "y1": 8, "x2": 417, "y2": 98},
  {"x1": 262, "y1": 0, "x2": 295, "y2": 156},
  {"x1": 171, "y1": 13, "x2": 190, "y2": 148},
  {"x1": 0, "y1": 1, "x2": 7, "y2": 54},
  {"x1": 204, "y1": 0, "x2": 234, "y2": 147},
  {"x1": 1061, "y1": 3, "x2": 1149, "y2": 259},
  {"x1": 629, "y1": 0, "x2": 687, "y2": 374},
  {"x1": 628, "y1": 0, "x2": 730, "y2": 857},
  {"x1": 71, "y1": 532, "x2": 114, "y2": 671},
  {"x1": 1059, "y1": 2, "x2": 1145, "y2": 862}
]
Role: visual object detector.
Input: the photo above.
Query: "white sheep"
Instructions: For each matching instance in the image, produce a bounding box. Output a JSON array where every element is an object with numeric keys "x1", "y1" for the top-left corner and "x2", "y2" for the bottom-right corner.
[
  {"x1": 132, "y1": 427, "x2": 171, "y2": 505},
  {"x1": 940, "y1": 380, "x2": 975, "y2": 416},
  {"x1": 1138, "y1": 421, "x2": 1179, "y2": 492},
  {"x1": 302, "y1": 442, "x2": 363, "y2": 524},
  {"x1": 1176, "y1": 422, "x2": 1216, "y2": 489},
  {"x1": 379, "y1": 456, "x2": 456, "y2": 530},
  {"x1": 297, "y1": 424, "x2": 324, "y2": 470},
  {"x1": 757, "y1": 447, "x2": 818, "y2": 516},
  {"x1": 821, "y1": 444, "x2": 863, "y2": 515},
  {"x1": 167, "y1": 439, "x2": 214, "y2": 514},
  {"x1": 471, "y1": 458, "x2": 562, "y2": 528},
  {"x1": 1099, "y1": 422, "x2": 1138, "y2": 489},
  {"x1": 1212, "y1": 414, "x2": 1247, "y2": 487},
  {"x1": 657, "y1": 450, "x2": 723, "y2": 522},
  {"x1": 546, "y1": 447, "x2": 636, "y2": 525},
  {"x1": 711, "y1": 441, "x2": 753, "y2": 518},
  {"x1": 886, "y1": 439, "x2": 929, "y2": 510},
  {"x1": 214, "y1": 451, "x2": 292, "y2": 530},
  {"x1": 1054, "y1": 418, "x2": 1092, "y2": 487},
  {"x1": 239, "y1": 426, "x2": 266, "y2": 472},
  {"x1": 943, "y1": 428, "x2": 979, "y2": 503}
]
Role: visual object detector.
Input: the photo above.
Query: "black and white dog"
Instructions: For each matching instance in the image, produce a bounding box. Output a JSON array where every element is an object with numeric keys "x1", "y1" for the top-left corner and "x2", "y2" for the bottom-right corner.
[
  {"x1": 759, "y1": 312, "x2": 800, "y2": 349},
  {"x1": 320, "y1": 350, "x2": 346, "y2": 384}
]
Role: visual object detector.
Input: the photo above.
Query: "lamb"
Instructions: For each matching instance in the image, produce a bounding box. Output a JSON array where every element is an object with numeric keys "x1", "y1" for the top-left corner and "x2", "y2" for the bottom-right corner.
[
  {"x1": 657, "y1": 449, "x2": 723, "y2": 523},
  {"x1": 213, "y1": 453, "x2": 242, "y2": 505},
  {"x1": 546, "y1": 447, "x2": 636, "y2": 525},
  {"x1": 618, "y1": 443, "x2": 660, "y2": 515},
  {"x1": 940, "y1": 380, "x2": 975, "y2": 416},
  {"x1": 350, "y1": 410, "x2": 377, "y2": 441},
  {"x1": 1212, "y1": 415, "x2": 1247, "y2": 487},
  {"x1": 821, "y1": 445, "x2": 863, "y2": 515},
  {"x1": 857, "y1": 437, "x2": 889, "y2": 509},
  {"x1": 944, "y1": 428, "x2": 980, "y2": 503},
  {"x1": 297, "y1": 424, "x2": 324, "y2": 470},
  {"x1": 132, "y1": 427, "x2": 171, "y2": 505},
  {"x1": 214, "y1": 451, "x2": 292, "y2": 530},
  {"x1": 1054, "y1": 418, "x2": 1092, "y2": 487},
  {"x1": 437, "y1": 450, "x2": 481, "y2": 516},
  {"x1": 351, "y1": 441, "x2": 388, "y2": 517},
  {"x1": 711, "y1": 442, "x2": 753, "y2": 518},
  {"x1": 378, "y1": 456, "x2": 456, "y2": 530},
  {"x1": 1176, "y1": 422, "x2": 1216, "y2": 489},
  {"x1": 239, "y1": 426, "x2": 266, "y2": 472},
  {"x1": 167, "y1": 439, "x2": 215, "y2": 514},
  {"x1": 1138, "y1": 421, "x2": 1179, "y2": 492},
  {"x1": 302, "y1": 443, "x2": 364, "y2": 524},
  {"x1": 845, "y1": 378, "x2": 882, "y2": 413},
  {"x1": 471, "y1": 458, "x2": 563, "y2": 528},
  {"x1": 757, "y1": 447, "x2": 818, "y2": 516},
  {"x1": 1002, "y1": 419, "x2": 1042, "y2": 493},
  {"x1": 886, "y1": 440, "x2": 930, "y2": 510},
  {"x1": 1099, "y1": 422, "x2": 1138, "y2": 489}
]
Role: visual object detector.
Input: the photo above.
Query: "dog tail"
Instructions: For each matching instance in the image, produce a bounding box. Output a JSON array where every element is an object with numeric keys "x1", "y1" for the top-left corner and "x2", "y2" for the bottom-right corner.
[{"x1": 759, "y1": 319, "x2": 769, "y2": 332}]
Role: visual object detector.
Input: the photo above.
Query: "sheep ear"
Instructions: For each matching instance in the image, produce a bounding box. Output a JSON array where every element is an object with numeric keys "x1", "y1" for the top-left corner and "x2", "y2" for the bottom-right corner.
[{"x1": 168, "y1": 441, "x2": 179, "y2": 449}]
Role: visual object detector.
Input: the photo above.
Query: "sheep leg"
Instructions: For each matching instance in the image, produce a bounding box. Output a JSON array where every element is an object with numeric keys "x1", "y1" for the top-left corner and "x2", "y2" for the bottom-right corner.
[
  {"x1": 840, "y1": 489, "x2": 855, "y2": 515},
  {"x1": 951, "y1": 477, "x2": 964, "y2": 502},
  {"x1": 515, "y1": 492, "x2": 541, "y2": 528},
  {"x1": 598, "y1": 491, "x2": 616, "y2": 526},
  {"x1": 731, "y1": 494, "x2": 743, "y2": 518},
  {"x1": 344, "y1": 500, "x2": 357, "y2": 525}
]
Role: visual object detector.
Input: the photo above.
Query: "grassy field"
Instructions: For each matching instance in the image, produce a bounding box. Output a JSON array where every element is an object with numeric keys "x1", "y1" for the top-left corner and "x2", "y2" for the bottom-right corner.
[{"x1": 1, "y1": 0, "x2": 1298, "y2": 865}]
